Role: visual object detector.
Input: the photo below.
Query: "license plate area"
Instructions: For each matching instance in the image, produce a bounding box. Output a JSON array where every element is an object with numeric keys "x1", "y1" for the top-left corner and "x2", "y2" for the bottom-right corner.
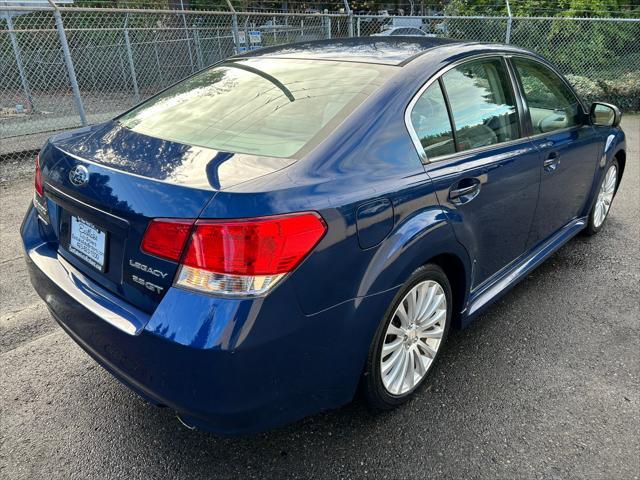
[{"x1": 68, "y1": 215, "x2": 107, "y2": 272}]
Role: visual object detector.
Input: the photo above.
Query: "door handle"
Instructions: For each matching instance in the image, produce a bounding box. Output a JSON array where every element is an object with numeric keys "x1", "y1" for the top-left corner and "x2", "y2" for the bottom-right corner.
[
  {"x1": 449, "y1": 178, "x2": 481, "y2": 203},
  {"x1": 543, "y1": 151, "x2": 561, "y2": 170},
  {"x1": 449, "y1": 184, "x2": 478, "y2": 199}
]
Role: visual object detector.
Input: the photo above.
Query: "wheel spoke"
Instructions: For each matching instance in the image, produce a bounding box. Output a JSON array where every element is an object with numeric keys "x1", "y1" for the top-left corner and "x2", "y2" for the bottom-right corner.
[
  {"x1": 406, "y1": 292, "x2": 415, "y2": 322},
  {"x1": 417, "y1": 339, "x2": 437, "y2": 359},
  {"x1": 418, "y1": 325, "x2": 444, "y2": 339},
  {"x1": 381, "y1": 347, "x2": 403, "y2": 375},
  {"x1": 404, "y1": 348, "x2": 415, "y2": 390},
  {"x1": 396, "y1": 302, "x2": 410, "y2": 327},
  {"x1": 386, "y1": 323, "x2": 404, "y2": 337},
  {"x1": 382, "y1": 337, "x2": 403, "y2": 355},
  {"x1": 416, "y1": 284, "x2": 436, "y2": 323},
  {"x1": 605, "y1": 168, "x2": 617, "y2": 191},
  {"x1": 414, "y1": 283, "x2": 428, "y2": 321},
  {"x1": 595, "y1": 203, "x2": 603, "y2": 226},
  {"x1": 388, "y1": 349, "x2": 408, "y2": 392},
  {"x1": 415, "y1": 293, "x2": 440, "y2": 325},
  {"x1": 418, "y1": 308, "x2": 445, "y2": 331},
  {"x1": 413, "y1": 348, "x2": 426, "y2": 376}
]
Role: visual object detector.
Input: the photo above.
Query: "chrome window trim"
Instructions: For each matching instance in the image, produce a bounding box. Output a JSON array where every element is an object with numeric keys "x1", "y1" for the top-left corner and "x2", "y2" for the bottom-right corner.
[
  {"x1": 418, "y1": 135, "x2": 538, "y2": 165},
  {"x1": 526, "y1": 124, "x2": 583, "y2": 142},
  {"x1": 405, "y1": 53, "x2": 522, "y2": 164},
  {"x1": 507, "y1": 53, "x2": 588, "y2": 115},
  {"x1": 405, "y1": 52, "x2": 588, "y2": 164}
]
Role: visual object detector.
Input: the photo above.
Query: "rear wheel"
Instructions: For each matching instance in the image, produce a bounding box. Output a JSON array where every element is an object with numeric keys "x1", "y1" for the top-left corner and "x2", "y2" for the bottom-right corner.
[
  {"x1": 363, "y1": 264, "x2": 452, "y2": 409},
  {"x1": 585, "y1": 160, "x2": 618, "y2": 236}
]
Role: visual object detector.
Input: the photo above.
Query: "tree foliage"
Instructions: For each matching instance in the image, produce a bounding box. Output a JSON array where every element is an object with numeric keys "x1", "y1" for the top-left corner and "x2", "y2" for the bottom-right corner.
[{"x1": 446, "y1": 0, "x2": 640, "y2": 18}]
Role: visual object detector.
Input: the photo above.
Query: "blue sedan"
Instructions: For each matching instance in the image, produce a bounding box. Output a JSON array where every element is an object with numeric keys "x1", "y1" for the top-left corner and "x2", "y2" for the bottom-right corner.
[{"x1": 22, "y1": 37, "x2": 626, "y2": 435}]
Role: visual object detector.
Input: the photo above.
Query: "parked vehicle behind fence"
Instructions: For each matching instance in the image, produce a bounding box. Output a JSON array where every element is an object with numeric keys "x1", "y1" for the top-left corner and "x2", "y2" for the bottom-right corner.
[
  {"x1": 22, "y1": 37, "x2": 626, "y2": 435},
  {"x1": 372, "y1": 26, "x2": 430, "y2": 36}
]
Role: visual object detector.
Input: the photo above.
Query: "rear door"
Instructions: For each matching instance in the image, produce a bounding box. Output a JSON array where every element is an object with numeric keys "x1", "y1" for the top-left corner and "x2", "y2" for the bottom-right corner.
[
  {"x1": 408, "y1": 56, "x2": 541, "y2": 289},
  {"x1": 509, "y1": 57, "x2": 601, "y2": 246}
]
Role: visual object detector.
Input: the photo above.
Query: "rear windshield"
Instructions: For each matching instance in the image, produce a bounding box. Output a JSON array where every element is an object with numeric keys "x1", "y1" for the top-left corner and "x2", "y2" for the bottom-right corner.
[{"x1": 118, "y1": 58, "x2": 390, "y2": 158}]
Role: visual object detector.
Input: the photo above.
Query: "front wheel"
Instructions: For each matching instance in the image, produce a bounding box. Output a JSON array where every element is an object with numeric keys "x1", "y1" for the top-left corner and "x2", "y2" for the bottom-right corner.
[
  {"x1": 585, "y1": 160, "x2": 619, "y2": 236},
  {"x1": 363, "y1": 264, "x2": 452, "y2": 409}
]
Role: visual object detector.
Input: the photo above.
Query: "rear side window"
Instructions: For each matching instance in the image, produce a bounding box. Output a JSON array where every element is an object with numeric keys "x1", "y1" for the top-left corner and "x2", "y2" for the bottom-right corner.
[
  {"x1": 409, "y1": 81, "x2": 456, "y2": 158},
  {"x1": 512, "y1": 58, "x2": 582, "y2": 134},
  {"x1": 442, "y1": 58, "x2": 520, "y2": 152},
  {"x1": 118, "y1": 59, "x2": 389, "y2": 158}
]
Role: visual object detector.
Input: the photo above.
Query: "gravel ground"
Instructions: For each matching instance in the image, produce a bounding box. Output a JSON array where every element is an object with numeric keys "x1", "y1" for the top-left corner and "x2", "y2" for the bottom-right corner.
[
  {"x1": 0, "y1": 117, "x2": 638, "y2": 480},
  {"x1": 1, "y1": 92, "x2": 139, "y2": 156}
]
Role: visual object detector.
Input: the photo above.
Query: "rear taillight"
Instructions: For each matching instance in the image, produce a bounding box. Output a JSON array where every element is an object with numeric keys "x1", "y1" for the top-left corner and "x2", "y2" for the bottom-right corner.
[
  {"x1": 35, "y1": 154, "x2": 44, "y2": 197},
  {"x1": 177, "y1": 212, "x2": 326, "y2": 296},
  {"x1": 141, "y1": 219, "x2": 194, "y2": 262},
  {"x1": 141, "y1": 212, "x2": 327, "y2": 296}
]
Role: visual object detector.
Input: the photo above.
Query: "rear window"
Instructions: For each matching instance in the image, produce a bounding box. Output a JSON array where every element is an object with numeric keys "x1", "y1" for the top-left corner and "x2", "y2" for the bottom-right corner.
[{"x1": 118, "y1": 58, "x2": 390, "y2": 158}]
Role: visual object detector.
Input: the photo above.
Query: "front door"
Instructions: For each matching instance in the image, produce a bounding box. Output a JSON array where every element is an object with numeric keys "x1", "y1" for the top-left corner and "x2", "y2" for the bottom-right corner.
[{"x1": 510, "y1": 57, "x2": 601, "y2": 246}]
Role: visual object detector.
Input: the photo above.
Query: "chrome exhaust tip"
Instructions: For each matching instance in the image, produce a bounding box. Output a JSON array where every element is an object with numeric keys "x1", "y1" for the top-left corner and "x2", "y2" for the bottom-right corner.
[{"x1": 176, "y1": 414, "x2": 197, "y2": 430}]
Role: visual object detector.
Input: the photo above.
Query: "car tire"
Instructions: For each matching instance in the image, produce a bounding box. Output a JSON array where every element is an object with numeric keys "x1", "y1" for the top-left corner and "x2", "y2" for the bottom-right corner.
[
  {"x1": 362, "y1": 264, "x2": 452, "y2": 410},
  {"x1": 584, "y1": 159, "x2": 619, "y2": 236}
]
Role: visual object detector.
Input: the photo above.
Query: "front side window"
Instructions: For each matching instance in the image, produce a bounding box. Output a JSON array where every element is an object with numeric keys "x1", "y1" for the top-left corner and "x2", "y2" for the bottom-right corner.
[
  {"x1": 512, "y1": 58, "x2": 582, "y2": 134},
  {"x1": 118, "y1": 59, "x2": 389, "y2": 158},
  {"x1": 442, "y1": 58, "x2": 520, "y2": 152},
  {"x1": 409, "y1": 80, "x2": 456, "y2": 158}
]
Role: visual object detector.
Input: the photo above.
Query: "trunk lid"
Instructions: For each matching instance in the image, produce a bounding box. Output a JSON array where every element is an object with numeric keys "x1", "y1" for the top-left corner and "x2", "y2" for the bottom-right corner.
[{"x1": 39, "y1": 121, "x2": 295, "y2": 313}]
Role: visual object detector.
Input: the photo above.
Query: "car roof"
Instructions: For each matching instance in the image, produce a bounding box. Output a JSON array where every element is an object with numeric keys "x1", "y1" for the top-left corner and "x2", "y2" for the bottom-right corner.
[
  {"x1": 236, "y1": 37, "x2": 533, "y2": 67},
  {"x1": 237, "y1": 37, "x2": 460, "y2": 66}
]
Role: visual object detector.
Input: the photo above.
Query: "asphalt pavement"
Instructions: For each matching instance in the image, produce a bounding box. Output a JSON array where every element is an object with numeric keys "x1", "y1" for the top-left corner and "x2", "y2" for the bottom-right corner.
[{"x1": 1, "y1": 117, "x2": 638, "y2": 480}]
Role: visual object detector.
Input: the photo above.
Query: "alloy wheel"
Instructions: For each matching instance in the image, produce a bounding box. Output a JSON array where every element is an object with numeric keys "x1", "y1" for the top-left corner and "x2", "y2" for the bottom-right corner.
[
  {"x1": 594, "y1": 164, "x2": 617, "y2": 229},
  {"x1": 380, "y1": 280, "x2": 447, "y2": 396}
]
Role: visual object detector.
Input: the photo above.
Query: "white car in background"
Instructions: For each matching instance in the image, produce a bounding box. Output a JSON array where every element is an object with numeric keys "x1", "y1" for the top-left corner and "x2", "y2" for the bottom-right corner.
[{"x1": 371, "y1": 26, "x2": 431, "y2": 37}]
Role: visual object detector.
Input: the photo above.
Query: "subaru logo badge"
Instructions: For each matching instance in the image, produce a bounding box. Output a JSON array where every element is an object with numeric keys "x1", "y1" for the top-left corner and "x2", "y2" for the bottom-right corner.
[{"x1": 69, "y1": 165, "x2": 89, "y2": 187}]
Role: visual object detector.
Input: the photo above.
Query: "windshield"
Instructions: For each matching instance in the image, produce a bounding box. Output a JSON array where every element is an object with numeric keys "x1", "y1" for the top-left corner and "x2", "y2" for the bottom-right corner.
[{"x1": 118, "y1": 58, "x2": 391, "y2": 158}]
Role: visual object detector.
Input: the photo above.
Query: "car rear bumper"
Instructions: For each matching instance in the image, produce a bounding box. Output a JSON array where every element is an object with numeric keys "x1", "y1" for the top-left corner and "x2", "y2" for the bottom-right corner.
[{"x1": 21, "y1": 205, "x2": 398, "y2": 435}]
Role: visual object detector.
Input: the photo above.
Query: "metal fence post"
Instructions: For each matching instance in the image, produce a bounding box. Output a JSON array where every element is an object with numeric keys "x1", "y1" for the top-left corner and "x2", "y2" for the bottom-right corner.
[
  {"x1": 123, "y1": 14, "x2": 140, "y2": 102},
  {"x1": 193, "y1": 26, "x2": 204, "y2": 69},
  {"x1": 49, "y1": 1, "x2": 87, "y2": 126},
  {"x1": 243, "y1": 18, "x2": 249, "y2": 52},
  {"x1": 324, "y1": 10, "x2": 331, "y2": 39},
  {"x1": 505, "y1": 0, "x2": 513, "y2": 44},
  {"x1": 343, "y1": 0, "x2": 353, "y2": 37},
  {"x1": 179, "y1": 0, "x2": 195, "y2": 72},
  {"x1": 226, "y1": 0, "x2": 241, "y2": 54},
  {"x1": 357, "y1": 16, "x2": 361, "y2": 37},
  {"x1": 153, "y1": 31, "x2": 164, "y2": 86},
  {"x1": 216, "y1": 28, "x2": 222, "y2": 60},
  {"x1": 284, "y1": 15, "x2": 289, "y2": 43},
  {"x1": 3, "y1": 11, "x2": 34, "y2": 112},
  {"x1": 273, "y1": 15, "x2": 277, "y2": 42}
]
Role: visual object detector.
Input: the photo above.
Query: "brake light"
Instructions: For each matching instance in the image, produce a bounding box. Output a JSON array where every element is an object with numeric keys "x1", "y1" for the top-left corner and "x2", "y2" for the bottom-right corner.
[
  {"x1": 175, "y1": 212, "x2": 326, "y2": 296},
  {"x1": 35, "y1": 154, "x2": 44, "y2": 197},
  {"x1": 141, "y1": 219, "x2": 194, "y2": 262}
]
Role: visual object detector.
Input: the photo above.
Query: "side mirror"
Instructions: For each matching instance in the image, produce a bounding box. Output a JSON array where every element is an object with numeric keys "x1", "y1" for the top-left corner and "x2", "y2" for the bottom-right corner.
[{"x1": 590, "y1": 102, "x2": 622, "y2": 127}]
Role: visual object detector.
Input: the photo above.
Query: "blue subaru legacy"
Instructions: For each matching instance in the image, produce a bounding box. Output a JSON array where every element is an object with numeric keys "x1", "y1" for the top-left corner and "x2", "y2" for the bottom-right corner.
[{"x1": 22, "y1": 37, "x2": 626, "y2": 435}]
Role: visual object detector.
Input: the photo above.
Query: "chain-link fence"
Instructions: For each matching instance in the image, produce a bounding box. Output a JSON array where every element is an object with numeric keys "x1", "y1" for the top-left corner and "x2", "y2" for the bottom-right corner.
[{"x1": 2, "y1": 5, "x2": 639, "y2": 160}]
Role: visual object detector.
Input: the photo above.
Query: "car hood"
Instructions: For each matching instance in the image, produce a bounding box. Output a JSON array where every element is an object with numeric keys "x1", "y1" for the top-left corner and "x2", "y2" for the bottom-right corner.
[{"x1": 51, "y1": 121, "x2": 297, "y2": 191}]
